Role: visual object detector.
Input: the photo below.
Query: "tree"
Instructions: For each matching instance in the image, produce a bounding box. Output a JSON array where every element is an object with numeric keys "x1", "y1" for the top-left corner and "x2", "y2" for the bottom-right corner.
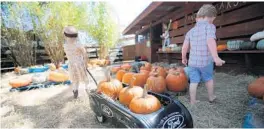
[
  {"x1": 88, "y1": 2, "x2": 119, "y2": 59},
  {"x1": 1, "y1": 2, "x2": 37, "y2": 67},
  {"x1": 26, "y1": 2, "x2": 91, "y2": 68}
]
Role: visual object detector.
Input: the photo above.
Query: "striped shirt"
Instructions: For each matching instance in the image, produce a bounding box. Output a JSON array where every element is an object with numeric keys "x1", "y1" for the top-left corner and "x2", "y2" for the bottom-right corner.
[{"x1": 184, "y1": 20, "x2": 216, "y2": 67}]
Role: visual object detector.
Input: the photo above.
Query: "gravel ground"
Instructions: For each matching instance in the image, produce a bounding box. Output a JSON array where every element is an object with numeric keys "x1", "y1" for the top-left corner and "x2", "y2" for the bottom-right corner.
[{"x1": 1, "y1": 65, "x2": 261, "y2": 128}]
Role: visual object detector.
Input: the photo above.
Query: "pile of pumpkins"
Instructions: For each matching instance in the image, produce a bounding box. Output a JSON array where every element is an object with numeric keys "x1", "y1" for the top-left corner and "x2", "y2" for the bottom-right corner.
[
  {"x1": 88, "y1": 59, "x2": 111, "y2": 67},
  {"x1": 97, "y1": 62, "x2": 188, "y2": 114},
  {"x1": 248, "y1": 77, "x2": 264, "y2": 101},
  {"x1": 9, "y1": 67, "x2": 69, "y2": 88}
]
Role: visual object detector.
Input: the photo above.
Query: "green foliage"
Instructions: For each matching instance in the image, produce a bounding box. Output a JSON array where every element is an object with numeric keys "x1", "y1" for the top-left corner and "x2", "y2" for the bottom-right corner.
[
  {"x1": 88, "y1": 2, "x2": 119, "y2": 59},
  {"x1": 1, "y1": 2, "x2": 36, "y2": 67},
  {"x1": 26, "y1": 2, "x2": 91, "y2": 65}
]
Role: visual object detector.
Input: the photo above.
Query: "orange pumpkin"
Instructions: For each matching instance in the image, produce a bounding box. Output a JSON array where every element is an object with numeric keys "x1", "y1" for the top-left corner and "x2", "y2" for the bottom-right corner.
[
  {"x1": 146, "y1": 72, "x2": 167, "y2": 93},
  {"x1": 111, "y1": 66, "x2": 121, "y2": 74},
  {"x1": 116, "y1": 70, "x2": 127, "y2": 82},
  {"x1": 140, "y1": 70, "x2": 150, "y2": 76},
  {"x1": 48, "y1": 71, "x2": 69, "y2": 82},
  {"x1": 172, "y1": 21, "x2": 179, "y2": 30},
  {"x1": 97, "y1": 70, "x2": 123, "y2": 99},
  {"x1": 131, "y1": 73, "x2": 148, "y2": 87},
  {"x1": 150, "y1": 66, "x2": 167, "y2": 78},
  {"x1": 217, "y1": 44, "x2": 227, "y2": 51},
  {"x1": 9, "y1": 77, "x2": 32, "y2": 88},
  {"x1": 122, "y1": 72, "x2": 134, "y2": 85},
  {"x1": 165, "y1": 48, "x2": 171, "y2": 52},
  {"x1": 248, "y1": 77, "x2": 264, "y2": 99},
  {"x1": 166, "y1": 68, "x2": 188, "y2": 92},
  {"x1": 121, "y1": 63, "x2": 131, "y2": 71},
  {"x1": 129, "y1": 85, "x2": 161, "y2": 114},
  {"x1": 140, "y1": 62, "x2": 152, "y2": 71},
  {"x1": 119, "y1": 77, "x2": 144, "y2": 106}
]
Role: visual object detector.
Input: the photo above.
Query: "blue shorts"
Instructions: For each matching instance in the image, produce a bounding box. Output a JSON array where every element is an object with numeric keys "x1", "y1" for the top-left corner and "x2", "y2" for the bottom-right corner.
[{"x1": 188, "y1": 62, "x2": 214, "y2": 83}]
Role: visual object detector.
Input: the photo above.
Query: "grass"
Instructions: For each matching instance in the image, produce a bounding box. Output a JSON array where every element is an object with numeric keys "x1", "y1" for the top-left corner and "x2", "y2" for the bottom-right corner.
[{"x1": 1, "y1": 64, "x2": 263, "y2": 128}]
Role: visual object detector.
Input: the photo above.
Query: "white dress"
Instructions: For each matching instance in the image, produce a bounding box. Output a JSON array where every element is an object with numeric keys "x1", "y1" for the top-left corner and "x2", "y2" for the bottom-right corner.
[{"x1": 63, "y1": 42, "x2": 89, "y2": 83}]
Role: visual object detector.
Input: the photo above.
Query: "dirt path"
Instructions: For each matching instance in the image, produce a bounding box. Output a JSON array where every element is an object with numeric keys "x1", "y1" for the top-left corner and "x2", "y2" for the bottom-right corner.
[
  {"x1": 0, "y1": 67, "x2": 258, "y2": 128},
  {"x1": 1, "y1": 67, "x2": 114, "y2": 128}
]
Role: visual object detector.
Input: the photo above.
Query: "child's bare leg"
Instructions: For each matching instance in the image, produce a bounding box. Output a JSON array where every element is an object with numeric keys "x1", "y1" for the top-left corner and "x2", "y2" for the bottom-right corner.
[
  {"x1": 72, "y1": 81, "x2": 79, "y2": 98},
  {"x1": 189, "y1": 83, "x2": 199, "y2": 104},
  {"x1": 205, "y1": 79, "x2": 216, "y2": 102}
]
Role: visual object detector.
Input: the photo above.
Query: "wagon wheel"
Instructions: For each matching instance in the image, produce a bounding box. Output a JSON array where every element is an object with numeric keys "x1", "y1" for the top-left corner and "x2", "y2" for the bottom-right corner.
[{"x1": 96, "y1": 114, "x2": 106, "y2": 123}]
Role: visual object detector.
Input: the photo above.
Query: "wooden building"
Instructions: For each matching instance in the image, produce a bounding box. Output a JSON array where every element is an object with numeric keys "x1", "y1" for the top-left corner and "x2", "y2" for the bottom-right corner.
[{"x1": 122, "y1": 2, "x2": 264, "y2": 75}]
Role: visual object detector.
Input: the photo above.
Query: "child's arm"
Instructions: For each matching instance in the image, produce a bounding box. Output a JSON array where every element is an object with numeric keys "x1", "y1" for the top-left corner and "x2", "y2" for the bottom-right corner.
[
  {"x1": 182, "y1": 40, "x2": 190, "y2": 66},
  {"x1": 182, "y1": 31, "x2": 190, "y2": 66},
  {"x1": 206, "y1": 24, "x2": 225, "y2": 66}
]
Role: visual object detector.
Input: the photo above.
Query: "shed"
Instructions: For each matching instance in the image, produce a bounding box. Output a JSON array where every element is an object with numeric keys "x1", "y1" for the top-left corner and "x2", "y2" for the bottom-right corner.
[{"x1": 123, "y1": 2, "x2": 264, "y2": 75}]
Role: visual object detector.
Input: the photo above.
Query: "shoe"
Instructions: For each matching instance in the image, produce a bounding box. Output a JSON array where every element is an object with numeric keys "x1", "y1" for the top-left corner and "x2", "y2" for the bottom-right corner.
[{"x1": 73, "y1": 90, "x2": 78, "y2": 99}]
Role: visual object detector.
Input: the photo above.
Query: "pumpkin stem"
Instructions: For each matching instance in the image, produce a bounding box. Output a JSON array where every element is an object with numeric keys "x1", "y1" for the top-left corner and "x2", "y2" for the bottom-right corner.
[
  {"x1": 143, "y1": 84, "x2": 148, "y2": 98},
  {"x1": 173, "y1": 71, "x2": 180, "y2": 76}
]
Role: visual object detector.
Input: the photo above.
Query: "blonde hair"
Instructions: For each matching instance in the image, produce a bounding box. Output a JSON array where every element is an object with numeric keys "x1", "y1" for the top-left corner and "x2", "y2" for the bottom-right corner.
[{"x1": 196, "y1": 4, "x2": 217, "y2": 18}]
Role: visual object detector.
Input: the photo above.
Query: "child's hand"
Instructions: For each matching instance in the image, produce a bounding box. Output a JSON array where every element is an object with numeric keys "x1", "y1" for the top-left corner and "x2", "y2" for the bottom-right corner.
[
  {"x1": 214, "y1": 57, "x2": 225, "y2": 66},
  {"x1": 182, "y1": 58, "x2": 188, "y2": 66}
]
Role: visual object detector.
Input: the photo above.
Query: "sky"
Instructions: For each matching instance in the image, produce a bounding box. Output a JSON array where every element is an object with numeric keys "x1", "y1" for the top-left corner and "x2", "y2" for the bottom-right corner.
[{"x1": 108, "y1": 0, "x2": 152, "y2": 32}]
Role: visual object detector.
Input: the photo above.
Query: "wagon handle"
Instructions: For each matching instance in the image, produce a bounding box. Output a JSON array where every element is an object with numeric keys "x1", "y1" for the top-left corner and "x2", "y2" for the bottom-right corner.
[{"x1": 86, "y1": 68, "x2": 98, "y2": 86}]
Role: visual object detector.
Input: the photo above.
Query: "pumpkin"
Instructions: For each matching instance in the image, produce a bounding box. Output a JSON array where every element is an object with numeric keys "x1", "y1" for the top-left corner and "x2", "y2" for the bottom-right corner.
[
  {"x1": 97, "y1": 70, "x2": 123, "y2": 99},
  {"x1": 121, "y1": 63, "x2": 131, "y2": 71},
  {"x1": 130, "y1": 73, "x2": 148, "y2": 87},
  {"x1": 250, "y1": 31, "x2": 264, "y2": 42},
  {"x1": 129, "y1": 85, "x2": 161, "y2": 114},
  {"x1": 119, "y1": 77, "x2": 144, "y2": 106},
  {"x1": 48, "y1": 64, "x2": 56, "y2": 71},
  {"x1": 146, "y1": 72, "x2": 167, "y2": 93},
  {"x1": 166, "y1": 68, "x2": 188, "y2": 92},
  {"x1": 248, "y1": 77, "x2": 264, "y2": 99},
  {"x1": 48, "y1": 71, "x2": 69, "y2": 82},
  {"x1": 9, "y1": 77, "x2": 32, "y2": 88},
  {"x1": 217, "y1": 44, "x2": 227, "y2": 51},
  {"x1": 256, "y1": 39, "x2": 264, "y2": 50},
  {"x1": 150, "y1": 66, "x2": 167, "y2": 78},
  {"x1": 140, "y1": 70, "x2": 150, "y2": 76},
  {"x1": 172, "y1": 21, "x2": 179, "y2": 30},
  {"x1": 111, "y1": 66, "x2": 121, "y2": 74},
  {"x1": 122, "y1": 72, "x2": 134, "y2": 85},
  {"x1": 116, "y1": 69, "x2": 127, "y2": 82},
  {"x1": 227, "y1": 40, "x2": 244, "y2": 51},
  {"x1": 140, "y1": 62, "x2": 152, "y2": 71},
  {"x1": 240, "y1": 41, "x2": 256, "y2": 50},
  {"x1": 165, "y1": 47, "x2": 171, "y2": 52},
  {"x1": 32, "y1": 73, "x2": 47, "y2": 83}
]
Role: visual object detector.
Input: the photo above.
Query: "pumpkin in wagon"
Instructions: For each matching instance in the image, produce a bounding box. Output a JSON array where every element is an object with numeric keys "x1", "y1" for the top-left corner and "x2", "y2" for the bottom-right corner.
[
  {"x1": 150, "y1": 66, "x2": 167, "y2": 78},
  {"x1": 116, "y1": 69, "x2": 127, "y2": 82},
  {"x1": 122, "y1": 72, "x2": 134, "y2": 85},
  {"x1": 140, "y1": 62, "x2": 152, "y2": 71},
  {"x1": 9, "y1": 77, "x2": 32, "y2": 88},
  {"x1": 111, "y1": 66, "x2": 121, "y2": 74},
  {"x1": 121, "y1": 63, "x2": 132, "y2": 71},
  {"x1": 129, "y1": 84, "x2": 161, "y2": 114},
  {"x1": 119, "y1": 77, "x2": 144, "y2": 106},
  {"x1": 97, "y1": 70, "x2": 123, "y2": 99},
  {"x1": 146, "y1": 70, "x2": 167, "y2": 93},
  {"x1": 166, "y1": 68, "x2": 188, "y2": 92},
  {"x1": 130, "y1": 72, "x2": 148, "y2": 87}
]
